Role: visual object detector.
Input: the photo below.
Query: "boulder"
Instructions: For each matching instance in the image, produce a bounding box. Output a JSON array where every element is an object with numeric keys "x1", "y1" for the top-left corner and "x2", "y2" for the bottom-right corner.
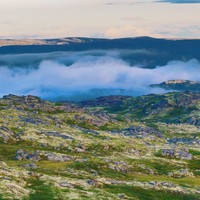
[
  {"x1": 16, "y1": 150, "x2": 41, "y2": 161},
  {"x1": 162, "y1": 148, "x2": 192, "y2": 160}
]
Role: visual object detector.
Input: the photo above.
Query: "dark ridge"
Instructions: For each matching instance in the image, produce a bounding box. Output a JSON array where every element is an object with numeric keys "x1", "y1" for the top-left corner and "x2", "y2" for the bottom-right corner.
[{"x1": 1, "y1": 37, "x2": 200, "y2": 68}]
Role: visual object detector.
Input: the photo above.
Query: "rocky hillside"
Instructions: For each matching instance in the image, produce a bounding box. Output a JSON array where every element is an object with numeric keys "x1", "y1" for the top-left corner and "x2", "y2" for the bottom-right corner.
[
  {"x1": 0, "y1": 93, "x2": 199, "y2": 199},
  {"x1": 151, "y1": 80, "x2": 200, "y2": 92}
]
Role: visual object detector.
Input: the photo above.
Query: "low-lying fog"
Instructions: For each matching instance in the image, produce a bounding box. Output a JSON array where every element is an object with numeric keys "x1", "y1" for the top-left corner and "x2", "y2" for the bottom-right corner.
[{"x1": 0, "y1": 51, "x2": 199, "y2": 101}]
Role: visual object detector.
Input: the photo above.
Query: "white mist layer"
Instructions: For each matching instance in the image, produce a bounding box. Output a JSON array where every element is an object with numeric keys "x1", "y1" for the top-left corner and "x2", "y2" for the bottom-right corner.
[{"x1": 0, "y1": 56, "x2": 200, "y2": 101}]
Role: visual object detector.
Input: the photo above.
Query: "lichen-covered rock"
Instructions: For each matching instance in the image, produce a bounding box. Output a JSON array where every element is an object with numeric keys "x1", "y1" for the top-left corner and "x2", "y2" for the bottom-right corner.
[
  {"x1": 16, "y1": 150, "x2": 41, "y2": 161},
  {"x1": 59, "y1": 182, "x2": 74, "y2": 188},
  {"x1": 161, "y1": 148, "x2": 192, "y2": 160},
  {"x1": 41, "y1": 131, "x2": 75, "y2": 140},
  {"x1": 44, "y1": 152, "x2": 73, "y2": 162},
  {"x1": 23, "y1": 163, "x2": 38, "y2": 169},
  {"x1": 168, "y1": 169, "x2": 194, "y2": 178},
  {"x1": 108, "y1": 161, "x2": 129, "y2": 173},
  {"x1": 112, "y1": 125, "x2": 163, "y2": 138}
]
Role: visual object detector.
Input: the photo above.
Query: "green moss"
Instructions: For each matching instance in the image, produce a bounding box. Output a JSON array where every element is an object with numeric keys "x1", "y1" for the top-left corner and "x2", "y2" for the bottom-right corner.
[
  {"x1": 67, "y1": 158, "x2": 104, "y2": 172},
  {"x1": 101, "y1": 168, "x2": 129, "y2": 179},
  {"x1": 27, "y1": 179, "x2": 62, "y2": 200},
  {"x1": 190, "y1": 149, "x2": 200, "y2": 156},
  {"x1": 187, "y1": 159, "x2": 200, "y2": 176},
  {"x1": 129, "y1": 159, "x2": 181, "y2": 175}
]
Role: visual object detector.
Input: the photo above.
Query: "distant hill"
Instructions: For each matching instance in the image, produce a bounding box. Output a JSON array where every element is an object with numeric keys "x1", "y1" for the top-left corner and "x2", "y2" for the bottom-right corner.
[
  {"x1": 151, "y1": 80, "x2": 200, "y2": 92},
  {"x1": 1, "y1": 36, "x2": 200, "y2": 68},
  {"x1": 0, "y1": 37, "x2": 95, "y2": 47},
  {"x1": 81, "y1": 91, "x2": 200, "y2": 125}
]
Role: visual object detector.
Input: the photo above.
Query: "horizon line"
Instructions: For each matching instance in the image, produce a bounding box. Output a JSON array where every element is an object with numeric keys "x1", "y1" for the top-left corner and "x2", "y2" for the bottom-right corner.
[{"x1": 0, "y1": 35, "x2": 200, "y2": 41}]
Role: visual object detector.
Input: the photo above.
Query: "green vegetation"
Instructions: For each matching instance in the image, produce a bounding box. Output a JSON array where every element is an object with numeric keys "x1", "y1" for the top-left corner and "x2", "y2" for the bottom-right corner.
[
  {"x1": 104, "y1": 185, "x2": 200, "y2": 200},
  {"x1": 28, "y1": 179, "x2": 62, "y2": 200},
  {"x1": 0, "y1": 92, "x2": 199, "y2": 199}
]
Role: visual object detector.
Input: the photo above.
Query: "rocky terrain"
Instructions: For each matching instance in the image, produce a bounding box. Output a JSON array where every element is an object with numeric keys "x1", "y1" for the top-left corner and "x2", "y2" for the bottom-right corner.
[{"x1": 0, "y1": 92, "x2": 199, "y2": 199}]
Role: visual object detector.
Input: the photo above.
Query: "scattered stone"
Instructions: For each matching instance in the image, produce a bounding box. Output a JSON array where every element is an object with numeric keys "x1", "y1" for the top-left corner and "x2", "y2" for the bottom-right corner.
[
  {"x1": 41, "y1": 131, "x2": 75, "y2": 140},
  {"x1": 168, "y1": 137, "x2": 200, "y2": 145},
  {"x1": 16, "y1": 150, "x2": 41, "y2": 161},
  {"x1": 24, "y1": 163, "x2": 38, "y2": 169},
  {"x1": 59, "y1": 182, "x2": 74, "y2": 188},
  {"x1": 112, "y1": 125, "x2": 163, "y2": 138},
  {"x1": 45, "y1": 152, "x2": 73, "y2": 162},
  {"x1": 168, "y1": 169, "x2": 194, "y2": 178},
  {"x1": 108, "y1": 161, "x2": 129, "y2": 173},
  {"x1": 21, "y1": 116, "x2": 47, "y2": 125},
  {"x1": 118, "y1": 194, "x2": 128, "y2": 199},
  {"x1": 76, "y1": 144, "x2": 86, "y2": 153},
  {"x1": 161, "y1": 148, "x2": 192, "y2": 160},
  {"x1": 90, "y1": 169, "x2": 98, "y2": 176},
  {"x1": 87, "y1": 179, "x2": 102, "y2": 187},
  {"x1": 28, "y1": 171, "x2": 39, "y2": 177}
]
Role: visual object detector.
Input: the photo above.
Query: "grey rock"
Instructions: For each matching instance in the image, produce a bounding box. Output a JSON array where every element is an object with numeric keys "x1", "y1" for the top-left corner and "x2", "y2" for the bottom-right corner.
[
  {"x1": 162, "y1": 148, "x2": 192, "y2": 160},
  {"x1": 45, "y1": 152, "x2": 73, "y2": 162},
  {"x1": 112, "y1": 125, "x2": 163, "y2": 138},
  {"x1": 16, "y1": 149, "x2": 41, "y2": 161},
  {"x1": 59, "y1": 182, "x2": 74, "y2": 188},
  {"x1": 24, "y1": 163, "x2": 38, "y2": 169},
  {"x1": 41, "y1": 131, "x2": 75, "y2": 140},
  {"x1": 168, "y1": 137, "x2": 200, "y2": 145}
]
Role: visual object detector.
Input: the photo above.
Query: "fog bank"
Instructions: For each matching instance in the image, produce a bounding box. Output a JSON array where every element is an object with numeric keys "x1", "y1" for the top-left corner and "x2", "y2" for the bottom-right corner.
[{"x1": 0, "y1": 52, "x2": 199, "y2": 101}]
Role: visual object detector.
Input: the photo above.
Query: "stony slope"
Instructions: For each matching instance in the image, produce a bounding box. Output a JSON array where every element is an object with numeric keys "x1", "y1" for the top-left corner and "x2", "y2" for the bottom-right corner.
[{"x1": 0, "y1": 93, "x2": 199, "y2": 199}]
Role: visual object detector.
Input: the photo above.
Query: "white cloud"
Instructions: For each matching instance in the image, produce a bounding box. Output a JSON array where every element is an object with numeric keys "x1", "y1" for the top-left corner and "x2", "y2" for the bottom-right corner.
[{"x1": 0, "y1": 53, "x2": 200, "y2": 100}]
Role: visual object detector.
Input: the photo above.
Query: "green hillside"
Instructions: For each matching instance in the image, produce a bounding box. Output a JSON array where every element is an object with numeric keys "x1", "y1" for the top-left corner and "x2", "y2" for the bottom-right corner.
[{"x1": 0, "y1": 92, "x2": 199, "y2": 199}]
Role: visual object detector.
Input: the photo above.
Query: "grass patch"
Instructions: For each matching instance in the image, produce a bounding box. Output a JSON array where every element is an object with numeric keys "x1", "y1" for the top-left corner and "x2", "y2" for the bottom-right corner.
[
  {"x1": 190, "y1": 149, "x2": 200, "y2": 156},
  {"x1": 67, "y1": 158, "x2": 103, "y2": 172},
  {"x1": 104, "y1": 185, "x2": 199, "y2": 200},
  {"x1": 130, "y1": 159, "x2": 180, "y2": 175},
  {"x1": 187, "y1": 159, "x2": 200, "y2": 176},
  {"x1": 27, "y1": 179, "x2": 62, "y2": 200}
]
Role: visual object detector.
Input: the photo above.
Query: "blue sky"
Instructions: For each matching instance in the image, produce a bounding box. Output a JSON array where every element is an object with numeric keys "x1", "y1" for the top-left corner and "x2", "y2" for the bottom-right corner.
[{"x1": 0, "y1": 0, "x2": 200, "y2": 39}]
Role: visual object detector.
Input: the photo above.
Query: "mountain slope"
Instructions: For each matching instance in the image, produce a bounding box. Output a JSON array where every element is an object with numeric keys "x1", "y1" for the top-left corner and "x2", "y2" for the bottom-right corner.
[{"x1": 0, "y1": 92, "x2": 199, "y2": 199}]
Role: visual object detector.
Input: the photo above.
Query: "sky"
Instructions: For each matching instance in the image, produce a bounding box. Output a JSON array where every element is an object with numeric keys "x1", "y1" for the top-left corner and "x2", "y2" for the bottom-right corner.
[{"x1": 0, "y1": 0, "x2": 200, "y2": 39}]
